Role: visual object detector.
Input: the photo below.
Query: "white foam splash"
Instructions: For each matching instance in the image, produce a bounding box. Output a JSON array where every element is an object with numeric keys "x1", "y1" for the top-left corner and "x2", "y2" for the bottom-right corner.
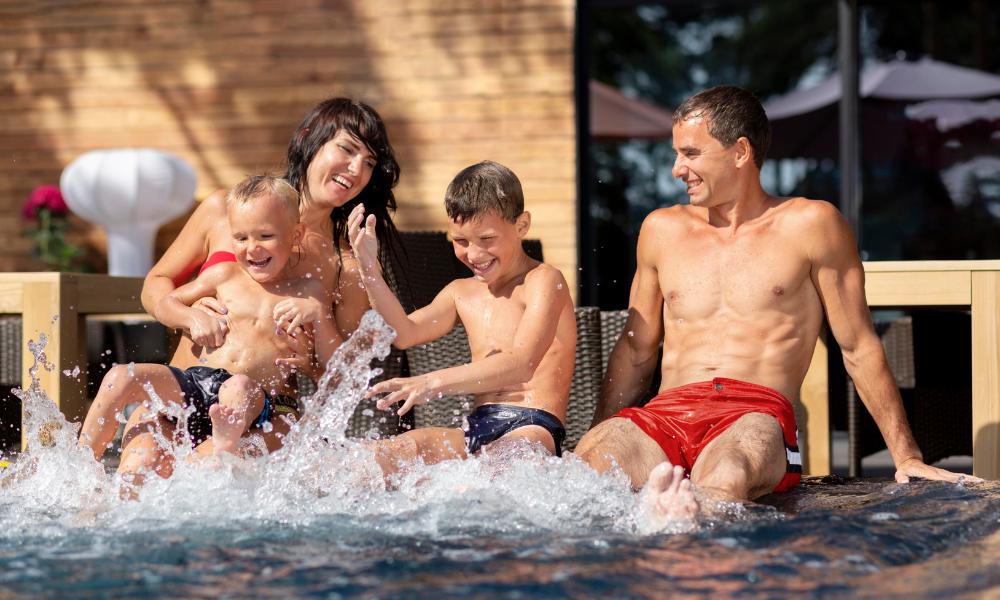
[{"x1": 1, "y1": 311, "x2": 647, "y2": 539}]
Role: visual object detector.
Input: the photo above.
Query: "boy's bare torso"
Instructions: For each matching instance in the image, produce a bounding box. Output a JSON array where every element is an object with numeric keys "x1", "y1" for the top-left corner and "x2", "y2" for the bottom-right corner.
[
  {"x1": 453, "y1": 262, "x2": 576, "y2": 420},
  {"x1": 193, "y1": 263, "x2": 321, "y2": 396},
  {"x1": 653, "y1": 198, "x2": 825, "y2": 401}
]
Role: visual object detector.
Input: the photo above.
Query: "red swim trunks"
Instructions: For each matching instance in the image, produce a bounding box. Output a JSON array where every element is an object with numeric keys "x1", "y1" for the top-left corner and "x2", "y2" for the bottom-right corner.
[{"x1": 614, "y1": 377, "x2": 802, "y2": 492}]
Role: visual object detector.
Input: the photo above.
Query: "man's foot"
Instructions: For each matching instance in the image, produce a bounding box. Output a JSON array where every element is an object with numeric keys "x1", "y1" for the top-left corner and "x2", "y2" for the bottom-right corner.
[
  {"x1": 636, "y1": 461, "x2": 699, "y2": 534},
  {"x1": 209, "y1": 404, "x2": 245, "y2": 455}
]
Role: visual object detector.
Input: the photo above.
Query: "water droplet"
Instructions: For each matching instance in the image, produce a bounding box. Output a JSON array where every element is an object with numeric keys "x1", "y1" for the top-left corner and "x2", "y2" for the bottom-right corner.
[
  {"x1": 627, "y1": 330, "x2": 634, "y2": 337},
  {"x1": 362, "y1": 409, "x2": 374, "y2": 417},
  {"x1": 556, "y1": 283, "x2": 563, "y2": 290},
  {"x1": 261, "y1": 421, "x2": 273, "y2": 433},
  {"x1": 97, "y1": 417, "x2": 105, "y2": 425},
  {"x1": 306, "y1": 273, "x2": 312, "y2": 278},
  {"x1": 227, "y1": 415, "x2": 236, "y2": 424}
]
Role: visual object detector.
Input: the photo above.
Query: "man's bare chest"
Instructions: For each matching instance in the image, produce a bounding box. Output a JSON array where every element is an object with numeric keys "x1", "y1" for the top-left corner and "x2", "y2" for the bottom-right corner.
[{"x1": 658, "y1": 237, "x2": 813, "y2": 319}]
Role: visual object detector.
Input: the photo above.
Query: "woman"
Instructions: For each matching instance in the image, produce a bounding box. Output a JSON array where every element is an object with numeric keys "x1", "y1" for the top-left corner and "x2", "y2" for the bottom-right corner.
[{"x1": 117, "y1": 98, "x2": 402, "y2": 484}]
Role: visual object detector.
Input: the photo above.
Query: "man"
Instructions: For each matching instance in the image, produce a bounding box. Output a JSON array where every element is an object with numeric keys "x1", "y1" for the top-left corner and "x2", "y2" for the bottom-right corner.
[{"x1": 575, "y1": 85, "x2": 978, "y2": 524}]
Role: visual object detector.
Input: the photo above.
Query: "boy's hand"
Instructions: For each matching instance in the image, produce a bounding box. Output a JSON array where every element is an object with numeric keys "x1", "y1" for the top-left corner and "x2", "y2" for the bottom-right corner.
[
  {"x1": 368, "y1": 375, "x2": 438, "y2": 416},
  {"x1": 347, "y1": 204, "x2": 380, "y2": 280},
  {"x1": 273, "y1": 297, "x2": 325, "y2": 337},
  {"x1": 188, "y1": 310, "x2": 228, "y2": 348}
]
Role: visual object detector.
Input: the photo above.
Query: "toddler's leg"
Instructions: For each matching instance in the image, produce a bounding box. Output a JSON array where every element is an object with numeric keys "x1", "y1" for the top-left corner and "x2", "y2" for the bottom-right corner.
[
  {"x1": 207, "y1": 374, "x2": 264, "y2": 455},
  {"x1": 78, "y1": 364, "x2": 184, "y2": 461}
]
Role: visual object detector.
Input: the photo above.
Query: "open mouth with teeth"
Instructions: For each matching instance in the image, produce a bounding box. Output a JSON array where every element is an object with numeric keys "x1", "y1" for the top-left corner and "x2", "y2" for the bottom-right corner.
[
  {"x1": 332, "y1": 174, "x2": 353, "y2": 190},
  {"x1": 470, "y1": 259, "x2": 496, "y2": 277},
  {"x1": 246, "y1": 256, "x2": 272, "y2": 269}
]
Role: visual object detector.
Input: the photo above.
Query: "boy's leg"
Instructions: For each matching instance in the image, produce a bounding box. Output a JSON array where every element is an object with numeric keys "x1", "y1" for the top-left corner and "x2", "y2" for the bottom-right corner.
[
  {"x1": 371, "y1": 427, "x2": 467, "y2": 480},
  {"x1": 78, "y1": 364, "x2": 185, "y2": 461},
  {"x1": 202, "y1": 374, "x2": 264, "y2": 456},
  {"x1": 116, "y1": 405, "x2": 178, "y2": 498},
  {"x1": 485, "y1": 425, "x2": 557, "y2": 455}
]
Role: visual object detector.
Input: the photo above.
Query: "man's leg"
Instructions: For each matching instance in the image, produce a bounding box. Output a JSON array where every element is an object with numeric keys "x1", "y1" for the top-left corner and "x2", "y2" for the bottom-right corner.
[
  {"x1": 78, "y1": 364, "x2": 185, "y2": 461},
  {"x1": 689, "y1": 412, "x2": 787, "y2": 502},
  {"x1": 575, "y1": 417, "x2": 667, "y2": 488}
]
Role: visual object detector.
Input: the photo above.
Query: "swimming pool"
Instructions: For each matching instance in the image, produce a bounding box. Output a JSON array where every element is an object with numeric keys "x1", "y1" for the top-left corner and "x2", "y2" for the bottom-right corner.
[{"x1": 1, "y1": 315, "x2": 998, "y2": 598}]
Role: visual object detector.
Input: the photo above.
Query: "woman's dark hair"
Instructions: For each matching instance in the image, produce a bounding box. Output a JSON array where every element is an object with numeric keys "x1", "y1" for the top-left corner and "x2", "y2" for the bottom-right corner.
[{"x1": 284, "y1": 97, "x2": 403, "y2": 275}]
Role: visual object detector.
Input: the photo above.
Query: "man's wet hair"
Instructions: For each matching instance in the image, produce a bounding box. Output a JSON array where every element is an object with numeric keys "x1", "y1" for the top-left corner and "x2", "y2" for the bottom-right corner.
[
  {"x1": 673, "y1": 85, "x2": 771, "y2": 169},
  {"x1": 445, "y1": 161, "x2": 524, "y2": 223},
  {"x1": 227, "y1": 174, "x2": 299, "y2": 222}
]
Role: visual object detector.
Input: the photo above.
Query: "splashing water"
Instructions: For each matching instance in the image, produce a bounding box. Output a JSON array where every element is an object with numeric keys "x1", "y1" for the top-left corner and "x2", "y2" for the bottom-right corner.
[{"x1": 2, "y1": 312, "x2": 999, "y2": 597}]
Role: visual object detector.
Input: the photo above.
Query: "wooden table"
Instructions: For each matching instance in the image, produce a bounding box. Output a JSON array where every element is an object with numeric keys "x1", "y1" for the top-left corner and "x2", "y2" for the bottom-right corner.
[
  {"x1": 0, "y1": 273, "x2": 144, "y2": 444},
  {"x1": 800, "y1": 260, "x2": 1000, "y2": 479}
]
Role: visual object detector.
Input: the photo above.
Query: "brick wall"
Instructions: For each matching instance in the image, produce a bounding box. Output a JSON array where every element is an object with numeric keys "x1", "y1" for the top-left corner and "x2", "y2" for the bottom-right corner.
[{"x1": 1, "y1": 0, "x2": 577, "y2": 293}]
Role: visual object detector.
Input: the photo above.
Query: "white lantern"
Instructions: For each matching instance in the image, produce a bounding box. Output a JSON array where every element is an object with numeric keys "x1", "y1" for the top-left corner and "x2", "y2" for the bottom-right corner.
[{"x1": 60, "y1": 149, "x2": 197, "y2": 276}]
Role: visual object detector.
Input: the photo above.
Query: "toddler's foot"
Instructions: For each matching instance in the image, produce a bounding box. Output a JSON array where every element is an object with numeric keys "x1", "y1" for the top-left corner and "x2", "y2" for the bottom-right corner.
[
  {"x1": 636, "y1": 461, "x2": 699, "y2": 534},
  {"x1": 209, "y1": 404, "x2": 245, "y2": 455}
]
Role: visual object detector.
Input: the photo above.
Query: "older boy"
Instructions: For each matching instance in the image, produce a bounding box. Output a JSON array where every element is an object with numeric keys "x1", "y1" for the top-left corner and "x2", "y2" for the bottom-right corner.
[
  {"x1": 79, "y1": 175, "x2": 341, "y2": 476},
  {"x1": 347, "y1": 160, "x2": 576, "y2": 472}
]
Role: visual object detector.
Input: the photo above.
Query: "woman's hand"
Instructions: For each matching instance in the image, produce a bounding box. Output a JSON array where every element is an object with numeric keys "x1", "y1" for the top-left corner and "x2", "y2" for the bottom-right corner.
[
  {"x1": 367, "y1": 375, "x2": 439, "y2": 416},
  {"x1": 273, "y1": 297, "x2": 325, "y2": 337},
  {"x1": 188, "y1": 310, "x2": 229, "y2": 348},
  {"x1": 347, "y1": 204, "x2": 380, "y2": 280},
  {"x1": 191, "y1": 296, "x2": 228, "y2": 320},
  {"x1": 275, "y1": 330, "x2": 320, "y2": 379}
]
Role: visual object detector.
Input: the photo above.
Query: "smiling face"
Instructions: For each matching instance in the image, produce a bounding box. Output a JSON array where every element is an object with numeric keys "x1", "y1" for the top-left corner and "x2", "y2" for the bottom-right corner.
[
  {"x1": 228, "y1": 193, "x2": 303, "y2": 283},
  {"x1": 304, "y1": 129, "x2": 377, "y2": 209},
  {"x1": 671, "y1": 115, "x2": 742, "y2": 208},
  {"x1": 448, "y1": 210, "x2": 530, "y2": 283}
]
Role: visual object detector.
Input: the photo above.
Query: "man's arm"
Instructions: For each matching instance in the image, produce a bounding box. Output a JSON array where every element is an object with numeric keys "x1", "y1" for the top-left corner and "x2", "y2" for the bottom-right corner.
[
  {"x1": 808, "y1": 201, "x2": 978, "y2": 483},
  {"x1": 592, "y1": 212, "x2": 666, "y2": 426},
  {"x1": 370, "y1": 266, "x2": 572, "y2": 416}
]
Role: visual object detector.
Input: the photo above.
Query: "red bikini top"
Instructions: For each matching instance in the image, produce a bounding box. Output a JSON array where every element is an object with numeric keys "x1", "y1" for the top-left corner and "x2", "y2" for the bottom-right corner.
[{"x1": 171, "y1": 251, "x2": 237, "y2": 286}]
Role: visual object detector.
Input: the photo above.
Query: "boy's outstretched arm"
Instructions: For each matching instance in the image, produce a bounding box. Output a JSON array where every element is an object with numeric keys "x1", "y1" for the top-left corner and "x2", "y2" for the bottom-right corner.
[
  {"x1": 347, "y1": 205, "x2": 456, "y2": 348},
  {"x1": 369, "y1": 265, "x2": 571, "y2": 416},
  {"x1": 157, "y1": 268, "x2": 230, "y2": 348}
]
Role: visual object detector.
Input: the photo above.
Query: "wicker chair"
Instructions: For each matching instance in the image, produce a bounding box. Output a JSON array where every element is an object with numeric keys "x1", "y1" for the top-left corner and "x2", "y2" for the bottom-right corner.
[
  {"x1": 847, "y1": 312, "x2": 972, "y2": 475},
  {"x1": 564, "y1": 307, "x2": 603, "y2": 450}
]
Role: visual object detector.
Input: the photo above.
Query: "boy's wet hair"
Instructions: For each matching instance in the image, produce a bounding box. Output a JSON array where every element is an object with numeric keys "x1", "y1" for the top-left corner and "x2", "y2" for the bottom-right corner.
[
  {"x1": 227, "y1": 175, "x2": 299, "y2": 222},
  {"x1": 673, "y1": 85, "x2": 771, "y2": 169},
  {"x1": 445, "y1": 161, "x2": 524, "y2": 223}
]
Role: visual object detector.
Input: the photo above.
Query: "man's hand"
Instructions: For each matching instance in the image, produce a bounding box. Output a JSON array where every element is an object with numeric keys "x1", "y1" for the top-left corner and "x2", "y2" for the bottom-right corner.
[
  {"x1": 347, "y1": 204, "x2": 380, "y2": 280},
  {"x1": 894, "y1": 456, "x2": 984, "y2": 484},
  {"x1": 367, "y1": 375, "x2": 438, "y2": 416}
]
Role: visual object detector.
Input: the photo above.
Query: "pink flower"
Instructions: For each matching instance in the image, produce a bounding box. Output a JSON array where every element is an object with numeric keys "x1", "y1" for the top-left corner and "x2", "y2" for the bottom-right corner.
[{"x1": 22, "y1": 185, "x2": 68, "y2": 220}]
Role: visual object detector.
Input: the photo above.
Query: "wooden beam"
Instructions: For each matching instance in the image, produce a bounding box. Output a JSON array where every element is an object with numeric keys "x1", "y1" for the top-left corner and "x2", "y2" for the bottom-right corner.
[{"x1": 971, "y1": 271, "x2": 1000, "y2": 479}]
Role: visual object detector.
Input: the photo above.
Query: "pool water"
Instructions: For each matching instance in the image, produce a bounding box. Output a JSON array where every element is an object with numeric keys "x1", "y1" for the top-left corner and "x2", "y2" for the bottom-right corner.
[{"x1": 1, "y1": 314, "x2": 998, "y2": 598}]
